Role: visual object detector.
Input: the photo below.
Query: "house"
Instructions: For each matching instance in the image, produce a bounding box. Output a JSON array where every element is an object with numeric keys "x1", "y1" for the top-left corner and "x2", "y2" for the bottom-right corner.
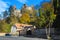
[{"x1": 11, "y1": 23, "x2": 36, "y2": 36}]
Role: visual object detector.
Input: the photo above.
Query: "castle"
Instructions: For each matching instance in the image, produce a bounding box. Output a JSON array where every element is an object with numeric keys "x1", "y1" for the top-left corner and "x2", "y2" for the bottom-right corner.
[{"x1": 10, "y1": 4, "x2": 35, "y2": 17}]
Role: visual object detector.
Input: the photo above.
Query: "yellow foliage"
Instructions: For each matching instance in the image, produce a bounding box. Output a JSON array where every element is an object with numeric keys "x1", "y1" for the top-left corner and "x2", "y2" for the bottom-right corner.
[
  {"x1": 42, "y1": 3, "x2": 53, "y2": 11},
  {"x1": 20, "y1": 13, "x2": 30, "y2": 23}
]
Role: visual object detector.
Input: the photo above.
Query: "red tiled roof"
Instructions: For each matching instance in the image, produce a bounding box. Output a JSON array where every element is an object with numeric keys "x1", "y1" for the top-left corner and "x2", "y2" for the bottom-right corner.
[{"x1": 14, "y1": 23, "x2": 33, "y2": 29}]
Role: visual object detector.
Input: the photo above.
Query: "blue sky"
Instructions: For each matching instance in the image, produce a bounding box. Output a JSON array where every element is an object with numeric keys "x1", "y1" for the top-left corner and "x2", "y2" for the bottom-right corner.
[{"x1": 0, "y1": 0, "x2": 51, "y2": 19}]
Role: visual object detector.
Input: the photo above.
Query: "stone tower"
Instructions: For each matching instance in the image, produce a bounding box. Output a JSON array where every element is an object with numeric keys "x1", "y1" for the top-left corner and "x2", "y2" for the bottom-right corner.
[{"x1": 21, "y1": 4, "x2": 27, "y2": 14}]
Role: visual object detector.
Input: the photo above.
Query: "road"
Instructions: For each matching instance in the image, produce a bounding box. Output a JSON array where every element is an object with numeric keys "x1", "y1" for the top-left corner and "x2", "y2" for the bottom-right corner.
[{"x1": 0, "y1": 36, "x2": 47, "y2": 40}]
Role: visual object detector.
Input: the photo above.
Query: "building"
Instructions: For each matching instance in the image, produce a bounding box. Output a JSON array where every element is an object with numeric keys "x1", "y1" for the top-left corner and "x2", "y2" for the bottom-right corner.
[
  {"x1": 11, "y1": 23, "x2": 36, "y2": 36},
  {"x1": 13, "y1": 10, "x2": 22, "y2": 17},
  {"x1": 21, "y1": 4, "x2": 34, "y2": 14},
  {"x1": 10, "y1": 5, "x2": 22, "y2": 17},
  {"x1": 10, "y1": 4, "x2": 35, "y2": 18}
]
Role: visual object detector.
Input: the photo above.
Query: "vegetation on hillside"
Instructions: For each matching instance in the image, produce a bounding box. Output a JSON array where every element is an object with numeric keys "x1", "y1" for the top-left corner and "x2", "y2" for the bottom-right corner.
[{"x1": 0, "y1": 2, "x2": 56, "y2": 34}]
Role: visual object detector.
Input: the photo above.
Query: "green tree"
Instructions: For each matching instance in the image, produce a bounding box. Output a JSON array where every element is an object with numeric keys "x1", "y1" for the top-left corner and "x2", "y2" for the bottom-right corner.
[
  {"x1": 10, "y1": 15, "x2": 18, "y2": 25},
  {"x1": 35, "y1": 8, "x2": 46, "y2": 28},
  {"x1": 38, "y1": 3, "x2": 56, "y2": 40},
  {"x1": 3, "y1": 10, "x2": 8, "y2": 18},
  {"x1": 53, "y1": 0, "x2": 60, "y2": 36},
  {"x1": 8, "y1": 5, "x2": 18, "y2": 24},
  {"x1": 0, "y1": 20, "x2": 11, "y2": 33},
  {"x1": 9, "y1": 5, "x2": 16, "y2": 16}
]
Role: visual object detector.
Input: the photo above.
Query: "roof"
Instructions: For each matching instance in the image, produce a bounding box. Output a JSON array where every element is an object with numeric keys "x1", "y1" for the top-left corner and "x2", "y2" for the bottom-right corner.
[{"x1": 14, "y1": 23, "x2": 33, "y2": 29}]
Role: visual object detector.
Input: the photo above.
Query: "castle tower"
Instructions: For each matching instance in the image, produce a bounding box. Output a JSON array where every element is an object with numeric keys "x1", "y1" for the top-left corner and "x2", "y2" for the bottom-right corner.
[
  {"x1": 13, "y1": 5, "x2": 16, "y2": 10},
  {"x1": 21, "y1": 4, "x2": 27, "y2": 13},
  {"x1": 23, "y1": 4, "x2": 27, "y2": 8}
]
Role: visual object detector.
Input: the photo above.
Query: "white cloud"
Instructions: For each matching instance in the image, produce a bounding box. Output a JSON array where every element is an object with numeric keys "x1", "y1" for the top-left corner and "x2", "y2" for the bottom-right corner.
[
  {"x1": 17, "y1": 0, "x2": 28, "y2": 4},
  {"x1": 0, "y1": 0, "x2": 9, "y2": 14}
]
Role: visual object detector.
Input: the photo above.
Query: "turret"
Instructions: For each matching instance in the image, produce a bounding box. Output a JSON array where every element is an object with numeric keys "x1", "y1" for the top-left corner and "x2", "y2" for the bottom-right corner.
[
  {"x1": 13, "y1": 5, "x2": 16, "y2": 10},
  {"x1": 23, "y1": 4, "x2": 27, "y2": 8}
]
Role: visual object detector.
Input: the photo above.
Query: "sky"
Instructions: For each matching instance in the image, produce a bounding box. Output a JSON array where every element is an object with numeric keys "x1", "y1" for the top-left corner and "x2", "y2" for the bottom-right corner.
[{"x1": 0, "y1": 0, "x2": 51, "y2": 19}]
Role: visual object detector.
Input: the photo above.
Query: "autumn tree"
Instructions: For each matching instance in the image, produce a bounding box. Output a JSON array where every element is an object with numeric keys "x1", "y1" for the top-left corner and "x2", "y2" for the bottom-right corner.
[
  {"x1": 20, "y1": 13, "x2": 30, "y2": 24},
  {"x1": 21, "y1": 4, "x2": 37, "y2": 25}
]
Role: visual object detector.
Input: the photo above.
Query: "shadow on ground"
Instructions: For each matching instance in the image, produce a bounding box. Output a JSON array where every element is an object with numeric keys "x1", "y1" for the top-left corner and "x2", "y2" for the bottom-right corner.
[{"x1": 23, "y1": 34, "x2": 47, "y2": 39}]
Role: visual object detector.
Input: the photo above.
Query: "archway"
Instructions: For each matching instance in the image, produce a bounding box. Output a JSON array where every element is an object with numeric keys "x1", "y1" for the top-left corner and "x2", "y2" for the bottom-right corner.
[{"x1": 26, "y1": 28, "x2": 32, "y2": 35}]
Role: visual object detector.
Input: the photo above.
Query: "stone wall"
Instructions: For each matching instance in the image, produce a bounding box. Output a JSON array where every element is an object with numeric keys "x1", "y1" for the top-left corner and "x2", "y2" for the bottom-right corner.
[{"x1": 33, "y1": 28, "x2": 54, "y2": 37}]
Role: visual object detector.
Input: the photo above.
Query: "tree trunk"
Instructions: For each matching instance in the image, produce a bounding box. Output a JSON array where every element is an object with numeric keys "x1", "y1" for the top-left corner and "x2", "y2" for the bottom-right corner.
[
  {"x1": 48, "y1": 23, "x2": 51, "y2": 40},
  {"x1": 45, "y1": 24, "x2": 51, "y2": 40},
  {"x1": 45, "y1": 25, "x2": 48, "y2": 39}
]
